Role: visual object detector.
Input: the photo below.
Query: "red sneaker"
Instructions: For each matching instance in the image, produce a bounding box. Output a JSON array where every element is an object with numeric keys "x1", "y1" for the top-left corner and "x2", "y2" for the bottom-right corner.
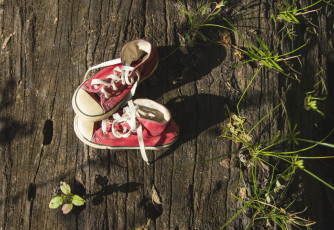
[
  {"x1": 74, "y1": 99, "x2": 179, "y2": 164},
  {"x1": 72, "y1": 39, "x2": 158, "y2": 121}
]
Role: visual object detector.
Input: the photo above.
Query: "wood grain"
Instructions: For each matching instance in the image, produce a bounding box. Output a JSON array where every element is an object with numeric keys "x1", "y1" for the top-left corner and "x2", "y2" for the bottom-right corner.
[{"x1": 0, "y1": 0, "x2": 333, "y2": 229}]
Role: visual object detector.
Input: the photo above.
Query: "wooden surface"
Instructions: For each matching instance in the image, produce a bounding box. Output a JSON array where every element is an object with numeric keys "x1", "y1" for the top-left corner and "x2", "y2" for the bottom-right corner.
[{"x1": 0, "y1": 0, "x2": 333, "y2": 229}]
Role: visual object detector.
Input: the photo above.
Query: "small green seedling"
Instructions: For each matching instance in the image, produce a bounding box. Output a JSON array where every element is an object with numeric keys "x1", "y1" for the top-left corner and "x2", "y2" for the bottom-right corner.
[
  {"x1": 271, "y1": 0, "x2": 324, "y2": 38},
  {"x1": 178, "y1": 0, "x2": 229, "y2": 46},
  {"x1": 49, "y1": 181, "x2": 85, "y2": 214},
  {"x1": 272, "y1": 0, "x2": 322, "y2": 24},
  {"x1": 304, "y1": 77, "x2": 327, "y2": 116}
]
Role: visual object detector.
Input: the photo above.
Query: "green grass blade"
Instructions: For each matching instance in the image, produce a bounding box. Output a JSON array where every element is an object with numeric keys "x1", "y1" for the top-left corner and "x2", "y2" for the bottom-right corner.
[
  {"x1": 233, "y1": 59, "x2": 254, "y2": 68},
  {"x1": 237, "y1": 66, "x2": 263, "y2": 115},
  {"x1": 211, "y1": 8, "x2": 221, "y2": 17},
  {"x1": 247, "y1": 103, "x2": 281, "y2": 135},
  {"x1": 301, "y1": 168, "x2": 334, "y2": 191},
  {"x1": 197, "y1": 31, "x2": 208, "y2": 42},
  {"x1": 258, "y1": 157, "x2": 276, "y2": 169},
  {"x1": 285, "y1": 199, "x2": 295, "y2": 210},
  {"x1": 298, "y1": 156, "x2": 334, "y2": 159},
  {"x1": 280, "y1": 13, "x2": 292, "y2": 22},
  {"x1": 323, "y1": 0, "x2": 334, "y2": 7},
  {"x1": 297, "y1": 138, "x2": 334, "y2": 149},
  {"x1": 270, "y1": 59, "x2": 283, "y2": 71},
  {"x1": 261, "y1": 60, "x2": 274, "y2": 69},
  {"x1": 178, "y1": 0, "x2": 193, "y2": 26},
  {"x1": 296, "y1": 0, "x2": 322, "y2": 12},
  {"x1": 256, "y1": 48, "x2": 267, "y2": 58},
  {"x1": 219, "y1": 202, "x2": 250, "y2": 229},
  {"x1": 199, "y1": 23, "x2": 233, "y2": 31},
  {"x1": 180, "y1": 10, "x2": 193, "y2": 26},
  {"x1": 255, "y1": 34, "x2": 271, "y2": 55},
  {"x1": 223, "y1": 18, "x2": 251, "y2": 46},
  {"x1": 178, "y1": 0, "x2": 186, "y2": 10},
  {"x1": 246, "y1": 51, "x2": 261, "y2": 60},
  {"x1": 277, "y1": 43, "x2": 306, "y2": 58}
]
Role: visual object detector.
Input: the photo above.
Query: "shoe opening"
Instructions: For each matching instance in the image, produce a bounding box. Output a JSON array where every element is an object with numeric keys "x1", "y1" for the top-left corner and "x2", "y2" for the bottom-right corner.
[
  {"x1": 135, "y1": 99, "x2": 171, "y2": 123},
  {"x1": 122, "y1": 40, "x2": 151, "y2": 66}
]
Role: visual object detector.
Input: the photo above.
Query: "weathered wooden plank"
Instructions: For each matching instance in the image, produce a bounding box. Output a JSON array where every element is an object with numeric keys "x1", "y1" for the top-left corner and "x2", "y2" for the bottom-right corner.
[{"x1": 0, "y1": 0, "x2": 333, "y2": 229}]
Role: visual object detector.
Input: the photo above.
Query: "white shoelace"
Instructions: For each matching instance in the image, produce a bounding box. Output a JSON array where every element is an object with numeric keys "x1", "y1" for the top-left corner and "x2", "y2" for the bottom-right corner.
[
  {"x1": 83, "y1": 58, "x2": 140, "y2": 99},
  {"x1": 101, "y1": 100, "x2": 149, "y2": 165}
]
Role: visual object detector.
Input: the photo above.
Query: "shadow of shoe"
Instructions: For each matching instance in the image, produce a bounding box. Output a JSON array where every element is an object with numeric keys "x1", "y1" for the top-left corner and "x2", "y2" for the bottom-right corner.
[
  {"x1": 0, "y1": 79, "x2": 35, "y2": 145},
  {"x1": 136, "y1": 45, "x2": 227, "y2": 100},
  {"x1": 152, "y1": 94, "x2": 231, "y2": 163}
]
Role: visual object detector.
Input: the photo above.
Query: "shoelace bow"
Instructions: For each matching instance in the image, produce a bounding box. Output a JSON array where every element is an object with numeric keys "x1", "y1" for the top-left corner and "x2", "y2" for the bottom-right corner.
[
  {"x1": 101, "y1": 100, "x2": 149, "y2": 165},
  {"x1": 83, "y1": 58, "x2": 140, "y2": 99}
]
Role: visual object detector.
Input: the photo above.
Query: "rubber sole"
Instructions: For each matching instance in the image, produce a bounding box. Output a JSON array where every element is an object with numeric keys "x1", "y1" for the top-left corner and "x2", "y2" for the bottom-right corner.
[
  {"x1": 73, "y1": 115, "x2": 178, "y2": 151},
  {"x1": 72, "y1": 60, "x2": 159, "y2": 122}
]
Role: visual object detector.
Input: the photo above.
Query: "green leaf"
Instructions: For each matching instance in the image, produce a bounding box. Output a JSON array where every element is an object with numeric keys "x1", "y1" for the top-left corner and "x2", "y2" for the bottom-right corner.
[
  {"x1": 201, "y1": 3, "x2": 210, "y2": 15},
  {"x1": 49, "y1": 196, "x2": 63, "y2": 209},
  {"x1": 271, "y1": 13, "x2": 276, "y2": 22},
  {"x1": 280, "y1": 14, "x2": 291, "y2": 22},
  {"x1": 60, "y1": 181, "x2": 71, "y2": 195},
  {"x1": 62, "y1": 203, "x2": 73, "y2": 214},
  {"x1": 72, "y1": 195, "x2": 85, "y2": 206},
  {"x1": 288, "y1": 12, "x2": 299, "y2": 23}
]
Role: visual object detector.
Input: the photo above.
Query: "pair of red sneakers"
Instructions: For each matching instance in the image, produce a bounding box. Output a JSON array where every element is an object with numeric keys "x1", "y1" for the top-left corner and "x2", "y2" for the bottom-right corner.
[{"x1": 72, "y1": 40, "x2": 179, "y2": 164}]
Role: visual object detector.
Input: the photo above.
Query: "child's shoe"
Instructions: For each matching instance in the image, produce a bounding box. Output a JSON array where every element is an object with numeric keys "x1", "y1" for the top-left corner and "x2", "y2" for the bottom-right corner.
[
  {"x1": 73, "y1": 99, "x2": 179, "y2": 164},
  {"x1": 72, "y1": 39, "x2": 158, "y2": 121}
]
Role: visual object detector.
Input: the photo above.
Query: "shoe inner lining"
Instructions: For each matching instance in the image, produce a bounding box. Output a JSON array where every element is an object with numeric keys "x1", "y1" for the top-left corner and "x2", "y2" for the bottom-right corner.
[
  {"x1": 122, "y1": 40, "x2": 151, "y2": 66},
  {"x1": 135, "y1": 100, "x2": 170, "y2": 123}
]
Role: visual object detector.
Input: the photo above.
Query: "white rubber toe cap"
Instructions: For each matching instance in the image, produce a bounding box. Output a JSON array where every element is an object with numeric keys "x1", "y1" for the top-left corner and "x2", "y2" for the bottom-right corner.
[
  {"x1": 75, "y1": 89, "x2": 104, "y2": 116},
  {"x1": 77, "y1": 116, "x2": 95, "y2": 141}
]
